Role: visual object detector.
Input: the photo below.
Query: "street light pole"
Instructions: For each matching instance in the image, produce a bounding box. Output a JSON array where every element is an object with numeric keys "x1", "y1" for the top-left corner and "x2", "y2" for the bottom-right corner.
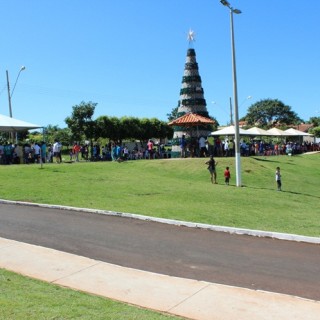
[
  {"x1": 6, "y1": 66, "x2": 26, "y2": 118},
  {"x1": 220, "y1": 0, "x2": 242, "y2": 187},
  {"x1": 6, "y1": 71, "x2": 13, "y2": 118},
  {"x1": 6, "y1": 66, "x2": 26, "y2": 143},
  {"x1": 229, "y1": 97, "x2": 233, "y2": 125}
]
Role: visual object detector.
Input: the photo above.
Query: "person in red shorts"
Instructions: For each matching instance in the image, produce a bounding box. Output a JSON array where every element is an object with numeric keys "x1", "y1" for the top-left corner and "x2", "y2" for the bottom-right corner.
[
  {"x1": 224, "y1": 166, "x2": 231, "y2": 185},
  {"x1": 147, "y1": 139, "x2": 154, "y2": 159}
]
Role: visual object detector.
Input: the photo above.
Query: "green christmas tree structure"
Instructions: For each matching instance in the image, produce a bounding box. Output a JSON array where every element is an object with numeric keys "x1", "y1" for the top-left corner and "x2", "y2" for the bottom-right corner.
[
  {"x1": 171, "y1": 31, "x2": 212, "y2": 157},
  {"x1": 178, "y1": 47, "x2": 209, "y2": 118}
]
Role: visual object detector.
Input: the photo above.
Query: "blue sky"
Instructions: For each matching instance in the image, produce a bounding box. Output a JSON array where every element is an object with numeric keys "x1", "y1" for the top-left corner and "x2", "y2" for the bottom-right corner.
[{"x1": 1, "y1": 0, "x2": 319, "y2": 128}]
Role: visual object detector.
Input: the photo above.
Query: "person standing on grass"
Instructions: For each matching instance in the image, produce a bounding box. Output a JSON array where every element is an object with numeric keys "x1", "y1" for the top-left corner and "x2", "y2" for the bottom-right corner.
[
  {"x1": 41, "y1": 141, "x2": 47, "y2": 163},
  {"x1": 53, "y1": 140, "x2": 62, "y2": 163},
  {"x1": 147, "y1": 139, "x2": 154, "y2": 159},
  {"x1": 205, "y1": 155, "x2": 217, "y2": 184},
  {"x1": 224, "y1": 166, "x2": 231, "y2": 185},
  {"x1": 73, "y1": 143, "x2": 81, "y2": 162},
  {"x1": 275, "y1": 167, "x2": 282, "y2": 191},
  {"x1": 199, "y1": 136, "x2": 207, "y2": 157},
  {"x1": 33, "y1": 142, "x2": 41, "y2": 163},
  {"x1": 180, "y1": 134, "x2": 187, "y2": 158}
]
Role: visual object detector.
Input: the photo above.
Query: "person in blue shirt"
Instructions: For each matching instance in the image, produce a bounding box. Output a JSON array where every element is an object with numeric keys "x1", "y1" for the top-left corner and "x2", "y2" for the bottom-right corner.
[{"x1": 180, "y1": 135, "x2": 187, "y2": 158}]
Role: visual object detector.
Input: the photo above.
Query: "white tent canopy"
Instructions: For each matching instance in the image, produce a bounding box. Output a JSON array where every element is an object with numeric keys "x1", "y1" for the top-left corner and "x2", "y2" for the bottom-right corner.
[
  {"x1": 210, "y1": 125, "x2": 250, "y2": 136},
  {"x1": 266, "y1": 127, "x2": 293, "y2": 136},
  {"x1": 284, "y1": 128, "x2": 312, "y2": 136},
  {"x1": 210, "y1": 125, "x2": 313, "y2": 140},
  {"x1": 0, "y1": 114, "x2": 42, "y2": 132},
  {"x1": 245, "y1": 126, "x2": 277, "y2": 136}
]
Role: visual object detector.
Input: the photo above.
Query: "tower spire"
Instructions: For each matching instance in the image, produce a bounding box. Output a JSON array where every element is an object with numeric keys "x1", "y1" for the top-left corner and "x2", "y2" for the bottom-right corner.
[
  {"x1": 170, "y1": 31, "x2": 212, "y2": 157},
  {"x1": 187, "y1": 29, "x2": 196, "y2": 45}
]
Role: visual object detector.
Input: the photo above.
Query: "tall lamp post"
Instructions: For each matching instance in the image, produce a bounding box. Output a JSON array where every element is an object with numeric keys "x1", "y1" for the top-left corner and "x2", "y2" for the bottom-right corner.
[
  {"x1": 6, "y1": 66, "x2": 26, "y2": 142},
  {"x1": 6, "y1": 66, "x2": 26, "y2": 118},
  {"x1": 220, "y1": 0, "x2": 242, "y2": 187}
]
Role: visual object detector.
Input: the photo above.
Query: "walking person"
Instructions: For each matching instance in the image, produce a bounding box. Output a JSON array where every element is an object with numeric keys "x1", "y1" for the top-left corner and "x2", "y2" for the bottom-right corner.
[
  {"x1": 53, "y1": 140, "x2": 62, "y2": 163},
  {"x1": 41, "y1": 141, "x2": 47, "y2": 163},
  {"x1": 33, "y1": 142, "x2": 41, "y2": 163},
  {"x1": 205, "y1": 155, "x2": 218, "y2": 184},
  {"x1": 224, "y1": 140, "x2": 229, "y2": 157},
  {"x1": 147, "y1": 139, "x2": 154, "y2": 159},
  {"x1": 180, "y1": 135, "x2": 187, "y2": 158},
  {"x1": 199, "y1": 136, "x2": 207, "y2": 157},
  {"x1": 224, "y1": 166, "x2": 231, "y2": 185},
  {"x1": 275, "y1": 167, "x2": 282, "y2": 191},
  {"x1": 73, "y1": 143, "x2": 81, "y2": 162}
]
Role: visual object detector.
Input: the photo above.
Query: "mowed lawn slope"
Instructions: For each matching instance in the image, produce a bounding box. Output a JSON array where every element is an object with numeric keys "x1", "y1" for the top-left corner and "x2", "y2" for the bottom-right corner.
[
  {"x1": 0, "y1": 269, "x2": 178, "y2": 320},
  {"x1": 0, "y1": 153, "x2": 319, "y2": 236}
]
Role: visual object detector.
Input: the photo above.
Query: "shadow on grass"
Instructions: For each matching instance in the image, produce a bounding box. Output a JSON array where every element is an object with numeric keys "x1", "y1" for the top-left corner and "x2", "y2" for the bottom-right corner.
[
  {"x1": 251, "y1": 157, "x2": 296, "y2": 165},
  {"x1": 241, "y1": 184, "x2": 320, "y2": 199}
]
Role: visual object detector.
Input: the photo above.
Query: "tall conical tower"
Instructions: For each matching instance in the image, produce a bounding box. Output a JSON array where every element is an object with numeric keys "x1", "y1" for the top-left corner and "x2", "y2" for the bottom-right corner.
[
  {"x1": 171, "y1": 30, "x2": 212, "y2": 157},
  {"x1": 178, "y1": 47, "x2": 208, "y2": 118}
]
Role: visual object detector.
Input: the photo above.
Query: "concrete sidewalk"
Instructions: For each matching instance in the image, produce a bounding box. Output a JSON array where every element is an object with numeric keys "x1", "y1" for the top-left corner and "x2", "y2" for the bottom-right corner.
[{"x1": 1, "y1": 237, "x2": 319, "y2": 320}]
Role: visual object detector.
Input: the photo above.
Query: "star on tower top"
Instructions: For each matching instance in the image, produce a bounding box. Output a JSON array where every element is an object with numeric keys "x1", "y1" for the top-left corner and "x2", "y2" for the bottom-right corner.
[{"x1": 187, "y1": 29, "x2": 196, "y2": 43}]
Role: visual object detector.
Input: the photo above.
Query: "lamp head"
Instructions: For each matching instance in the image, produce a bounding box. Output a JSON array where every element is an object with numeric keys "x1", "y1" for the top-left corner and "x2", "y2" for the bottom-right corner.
[
  {"x1": 220, "y1": 0, "x2": 230, "y2": 6},
  {"x1": 20, "y1": 66, "x2": 26, "y2": 71},
  {"x1": 233, "y1": 9, "x2": 242, "y2": 14}
]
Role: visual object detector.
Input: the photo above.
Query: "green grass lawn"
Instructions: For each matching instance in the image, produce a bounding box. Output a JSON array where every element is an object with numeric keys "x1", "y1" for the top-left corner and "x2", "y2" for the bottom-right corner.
[
  {"x1": 0, "y1": 269, "x2": 178, "y2": 320},
  {"x1": 0, "y1": 153, "x2": 319, "y2": 236},
  {"x1": 0, "y1": 154, "x2": 319, "y2": 319}
]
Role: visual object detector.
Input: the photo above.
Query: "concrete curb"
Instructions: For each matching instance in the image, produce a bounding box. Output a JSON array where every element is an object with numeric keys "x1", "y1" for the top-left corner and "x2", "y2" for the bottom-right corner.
[{"x1": 1, "y1": 199, "x2": 319, "y2": 245}]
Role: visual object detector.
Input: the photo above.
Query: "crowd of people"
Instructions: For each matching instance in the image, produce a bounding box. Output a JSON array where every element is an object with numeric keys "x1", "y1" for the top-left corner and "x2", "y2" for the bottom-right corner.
[
  {"x1": 90, "y1": 140, "x2": 168, "y2": 161},
  {"x1": 0, "y1": 141, "x2": 60, "y2": 165},
  {"x1": 180, "y1": 135, "x2": 320, "y2": 158},
  {"x1": 0, "y1": 140, "x2": 170, "y2": 165},
  {"x1": 0, "y1": 136, "x2": 319, "y2": 165}
]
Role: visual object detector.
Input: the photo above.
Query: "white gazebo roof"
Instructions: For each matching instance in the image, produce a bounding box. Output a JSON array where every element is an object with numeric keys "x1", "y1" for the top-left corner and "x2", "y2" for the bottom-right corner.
[
  {"x1": 0, "y1": 114, "x2": 42, "y2": 132},
  {"x1": 284, "y1": 128, "x2": 312, "y2": 136},
  {"x1": 267, "y1": 127, "x2": 293, "y2": 136},
  {"x1": 210, "y1": 125, "x2": 249, "y2": 136},
  {"x1": 245, "y1": 126, "x2": 276, "y2": 136}
]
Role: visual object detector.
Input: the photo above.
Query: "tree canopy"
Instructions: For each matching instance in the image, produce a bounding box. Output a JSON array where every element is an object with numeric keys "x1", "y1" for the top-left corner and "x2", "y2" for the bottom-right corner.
[
  {"x1": 167, "y1": 106, "x2": 179, "y2": 122},
  {"x1": 307, "y1": 117, "x2": 320, "y2": 137},
  {"x1": 309, "y1": 126, "x2": 320, "y2": 138},
  {"x1": 64, "y1": 101, "x2": 173, "y2": 143},
  {"x1": 244, "y1": 99, "x2": 302, "y2": 128},
  {"x1": 96, "y1": 116, "x2": 173, "y2": 142},
  {"x1": 65, "y1": 101, "x2": 97, "y2": 141},
  {"x1": 308, "y1": 116, "x2": 320, "y2": 127}
]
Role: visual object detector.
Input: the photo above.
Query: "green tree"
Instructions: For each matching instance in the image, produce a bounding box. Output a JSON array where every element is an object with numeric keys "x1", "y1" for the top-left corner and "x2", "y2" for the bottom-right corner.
[
  {"x1": 167, "y1": 106, "x2": 179, "y2": 121},
  {"x1": 107, "y1": 117, "x2": 121, "y2": 141},
  {"x1": 16, "y1": 130, "x2": 30, "y2": 142},
  {"x1": 42, "y1": 125, "x2": 60, "y2": 144},
  {"x1": 54, "y1": 128, "x2": 73, "y2": 146},
  {"x1": 244, "y1": 99, "x2": 302, "y2": 128},
  {"x1": 96, "y1": 116, "x2": 111, "y2": 140},
  {"x1": 157, "y1": 119, "x2": 174, "y2": 140},
  {"x1": 26, "y1": 131, "x2": 43, "y2": 144},
  {"x1": 120, "y1": 116, "x2": 142, "y2": 140},
  {"x1": 96, "y1": 116, "x2": 173, "y2": 142},
  {"x1": 139, "y1": 118, "x2": 155, "y2": 141},
  {"x1": 308, "y1": 116, "x2": 320, "y2": 127},
  {"x1": 65, "y1": 101, "x2": 97, "y2": 141},
  {"x1": 150, "y1": 118, "x2": 173, "y2": 139},
  {"x1": 309, "y1": 126, "x2": 320, "y2": 138}
]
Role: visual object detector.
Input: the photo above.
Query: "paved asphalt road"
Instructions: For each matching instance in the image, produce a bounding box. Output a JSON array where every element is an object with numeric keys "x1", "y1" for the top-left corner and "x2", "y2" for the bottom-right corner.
[{"x1": 0, "y1": 203, "x2": 319, "y2": 301}]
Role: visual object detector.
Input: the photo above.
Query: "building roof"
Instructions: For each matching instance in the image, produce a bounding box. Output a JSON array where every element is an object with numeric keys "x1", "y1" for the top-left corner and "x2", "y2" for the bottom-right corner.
[
  {"x1": 0, "y1": 114, "x2": 42, "y2": 132},
  {"x1": 293, "y1": 123, "x2": 313, "y2": 132},
  {"x1": 168, "y1": 113, "x2": 215, "y2": 127}
]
